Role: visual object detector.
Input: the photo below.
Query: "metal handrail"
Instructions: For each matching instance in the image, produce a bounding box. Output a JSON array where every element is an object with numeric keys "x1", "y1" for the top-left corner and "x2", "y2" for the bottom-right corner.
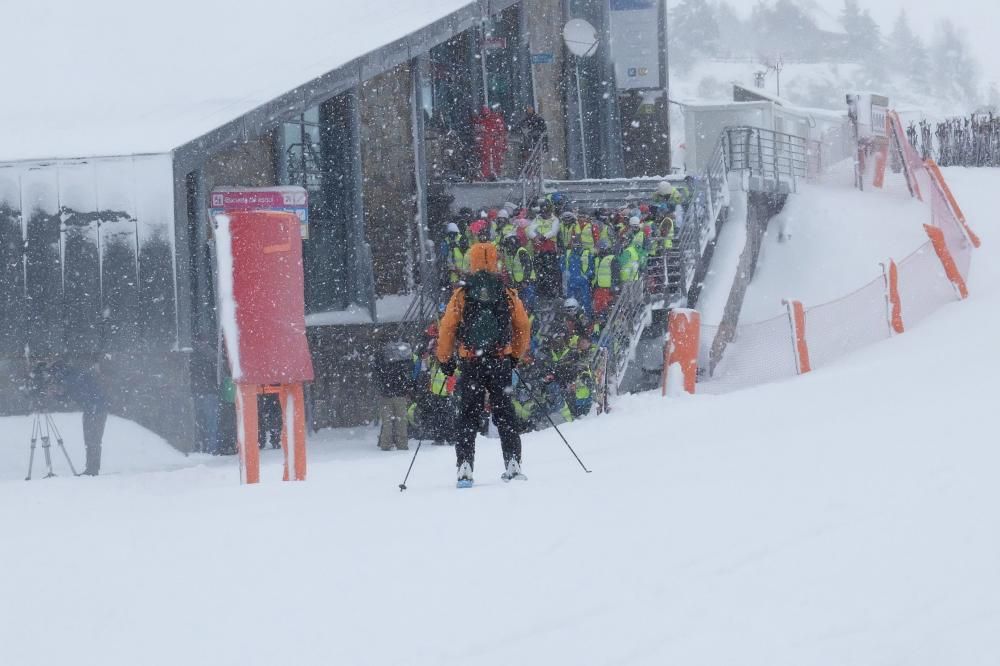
[
  {"x1": 503, "y1": 132, "x2": 547, "y2": 209},
  {"x1": 724, "y1": 126, "x2": 809, "y2": 192},
  {"x1": 591, "y1": 279, "x2": 646, "y2": 391}
]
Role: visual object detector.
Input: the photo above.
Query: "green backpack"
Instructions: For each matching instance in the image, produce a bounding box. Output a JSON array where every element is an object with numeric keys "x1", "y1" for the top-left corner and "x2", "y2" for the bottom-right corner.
[{"x1": 458, "y1": 271, "x2": 512, "y2": 355}]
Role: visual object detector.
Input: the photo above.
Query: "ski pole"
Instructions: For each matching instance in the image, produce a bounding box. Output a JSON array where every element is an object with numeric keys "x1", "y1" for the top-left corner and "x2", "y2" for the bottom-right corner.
[
  {"x1": 512, "y1": 369, "x2": 591, "y2": 474},
  {"x1": 398, "y1": 439, "x2": 423, "y2": 492}
]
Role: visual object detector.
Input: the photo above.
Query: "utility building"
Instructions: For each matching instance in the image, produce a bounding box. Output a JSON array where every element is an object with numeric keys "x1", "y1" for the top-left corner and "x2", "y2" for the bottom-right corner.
[{"x1": 0, "y1": 0, "x2": 669, "y2": 450}]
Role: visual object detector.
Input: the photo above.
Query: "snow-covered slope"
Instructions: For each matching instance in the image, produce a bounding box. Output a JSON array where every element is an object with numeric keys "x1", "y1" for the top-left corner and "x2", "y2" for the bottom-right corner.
[
  {"x1": 740, "y1": 161, "x2": 930, "y2": 322},
  {"x1": 2, "y1": 169, "x2": 998, "y2": 665}
]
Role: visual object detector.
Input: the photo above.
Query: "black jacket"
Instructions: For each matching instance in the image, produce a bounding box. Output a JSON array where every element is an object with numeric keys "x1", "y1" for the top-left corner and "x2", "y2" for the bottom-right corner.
[{"x1": 374, "y1": 354, "x2": 414, "y2": 398}]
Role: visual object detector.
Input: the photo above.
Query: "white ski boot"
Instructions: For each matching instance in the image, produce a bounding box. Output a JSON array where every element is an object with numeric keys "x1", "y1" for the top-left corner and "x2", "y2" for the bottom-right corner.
[
  {"x1": 501, "y1": 458, "x2": 527, "y2": 482},
  {"x1": 456, "y1": 462, "x2": 474, "y2": 489}
]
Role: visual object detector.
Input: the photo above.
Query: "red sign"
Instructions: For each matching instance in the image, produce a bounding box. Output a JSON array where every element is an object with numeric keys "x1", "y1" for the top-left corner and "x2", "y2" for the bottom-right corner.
[
  {"x1": 484, "y1": 36, "x2": 507, "y2": 51},
  {"x1": 225, "y1": 211, "x2": 313, "y2": 385}
]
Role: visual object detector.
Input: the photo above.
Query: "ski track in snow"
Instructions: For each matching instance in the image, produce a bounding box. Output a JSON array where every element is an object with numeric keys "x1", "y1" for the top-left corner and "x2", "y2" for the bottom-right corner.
[{"x1": 2, "y1": 168, "x2": 999, "y2": 665}]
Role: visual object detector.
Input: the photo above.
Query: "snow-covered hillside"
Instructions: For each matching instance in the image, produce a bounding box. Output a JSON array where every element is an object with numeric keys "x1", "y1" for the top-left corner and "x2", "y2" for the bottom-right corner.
[
  {"x1": 1, "y1": 168, "x2": 997, "y2": 665},
  {"x1": 669, "y1": 58, "x2": 971, "y2": 168}
]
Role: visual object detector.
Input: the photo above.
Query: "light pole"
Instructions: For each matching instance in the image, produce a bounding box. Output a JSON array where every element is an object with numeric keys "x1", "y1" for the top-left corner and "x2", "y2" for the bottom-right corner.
[{"x1": 563, "y1": 18, "x2": 600, "y2": 180}]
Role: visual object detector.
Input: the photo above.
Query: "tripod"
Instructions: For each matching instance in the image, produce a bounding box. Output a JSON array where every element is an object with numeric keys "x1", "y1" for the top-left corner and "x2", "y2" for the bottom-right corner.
[{"x1": 26, "y1": 412, "x2": 79, "y2": 480}]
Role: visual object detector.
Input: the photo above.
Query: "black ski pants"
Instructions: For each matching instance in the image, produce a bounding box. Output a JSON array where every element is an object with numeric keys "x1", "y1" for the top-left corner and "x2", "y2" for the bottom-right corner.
[
  {"x1": 455, "y1": 356, "x2": 521, "y2": 471},
  {"x1": 82, "y1": 404, "x2": 108, "y2": 475},
  {"x1": 535, "y1": 251, "x2": 561, "y2": 298}
]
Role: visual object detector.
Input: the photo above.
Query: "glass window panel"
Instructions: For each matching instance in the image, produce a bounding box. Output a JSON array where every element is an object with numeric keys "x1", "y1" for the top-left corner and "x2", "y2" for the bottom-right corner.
[
  {"x1": 0, "y1": 166, "x2": 25, "y2": 355},
  {"x1": 132, "y1": 156, "x2": 176, "y2": 348},
  {"x1": 58, "y1": 162, "x2": 102, "y2": 355},
  {"x1": 95, "y1": 159, "x2": 140, "y2": 350},
  {"x1": 22, "y1": 166, "x2": 62, "y2": 358}
]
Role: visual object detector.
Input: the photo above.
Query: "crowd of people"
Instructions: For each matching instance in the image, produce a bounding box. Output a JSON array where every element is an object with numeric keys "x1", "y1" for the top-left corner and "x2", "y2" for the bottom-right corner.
[
  {"x1": 374, "y1": 180, "x2": 695, "y2": 459},
  {"x1": 906, "y1": 112, "x2": 1000, "y2": 167}
]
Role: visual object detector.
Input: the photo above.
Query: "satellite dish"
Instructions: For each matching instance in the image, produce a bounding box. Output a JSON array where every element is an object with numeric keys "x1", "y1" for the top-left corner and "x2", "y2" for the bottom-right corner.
[{"x1": 563, "y1": 19, "x2": 599, "y2": 58}]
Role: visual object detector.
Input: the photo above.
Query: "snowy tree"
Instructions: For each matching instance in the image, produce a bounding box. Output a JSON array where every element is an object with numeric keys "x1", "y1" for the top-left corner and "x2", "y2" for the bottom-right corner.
[
  {"x1": 931, "y1": 19, "x2": 980, "y2": 105},
  {"x1": 887, "y1": 11, "x2": 929, "y2": 90},
  {"x1": 713, "y1": 1, "x2": 750, "y2": 59},
  {"x1": 669, "y1": 0, "x2": 720, "y2": 71},
  {"x1": 839, "y1": 0, "x2": 863, "y2": 58},
  {"x1": 987, "y1": 82, "x2": 1000, "y2": 112},
  {"x1": 750, "y1": 0, "x2": 824, "y2": 61},
  {"x1": 840, "y1": 1, "x2": 884, "y2": 86}
]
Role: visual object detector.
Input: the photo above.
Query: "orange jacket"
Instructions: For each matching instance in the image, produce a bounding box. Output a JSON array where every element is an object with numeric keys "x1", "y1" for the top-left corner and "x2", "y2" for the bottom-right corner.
[{"x1": 437, "y1": 242, "x2": 531, "y2": 362}]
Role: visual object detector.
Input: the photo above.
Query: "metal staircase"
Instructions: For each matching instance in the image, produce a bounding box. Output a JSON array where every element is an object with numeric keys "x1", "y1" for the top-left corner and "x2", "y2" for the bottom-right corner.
[{"x1": 580, "y1": 126, "x2": 811, "y2": 400}]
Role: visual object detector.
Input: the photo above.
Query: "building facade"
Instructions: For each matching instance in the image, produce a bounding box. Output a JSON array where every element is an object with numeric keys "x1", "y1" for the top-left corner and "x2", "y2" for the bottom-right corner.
[{"x1": 0, "y1": 0, "x2": 670, "y2": 450}]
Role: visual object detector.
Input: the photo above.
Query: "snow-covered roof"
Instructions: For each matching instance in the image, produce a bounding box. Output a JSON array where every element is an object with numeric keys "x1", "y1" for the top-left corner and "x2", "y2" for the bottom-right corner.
[
  {"x1": 0, "y1": 0, "x2": 483, "y2": 163},
  {"x1": 733, "y1": 83, "x2": 795, "y2": 107},
  {"x1": 733, "y1": 84, "x2": 847, "y2": 121}
]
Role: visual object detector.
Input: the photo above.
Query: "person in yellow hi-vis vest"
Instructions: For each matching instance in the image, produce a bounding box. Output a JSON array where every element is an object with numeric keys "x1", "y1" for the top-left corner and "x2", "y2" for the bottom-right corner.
[
  {"x1": 591, "y1": 239, "x2": 619, "y2": 316},
  {"x1": 659, "y1": 214, "x2": 675, "y2": 251},
  {"x1": 441, "y1": 222, "x2": 468, "y2": 287},
  {"x1": 501, "y1": 233, "x2": 537, "y2": 311},
  {"x1": 495, "y1": 209, "x2": 516, "y2": 247},
  {"x1": 573, "y1": 214, "x2": 598, "y2": 252},
  {"x1": 619, "y1": 239, "x2": 641, "y2": 283}
]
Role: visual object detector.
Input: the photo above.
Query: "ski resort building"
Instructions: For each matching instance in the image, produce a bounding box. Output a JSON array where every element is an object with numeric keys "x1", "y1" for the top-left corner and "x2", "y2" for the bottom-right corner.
[{"x1": 0, "y1": 0, "x2": 672, "y2": 450}]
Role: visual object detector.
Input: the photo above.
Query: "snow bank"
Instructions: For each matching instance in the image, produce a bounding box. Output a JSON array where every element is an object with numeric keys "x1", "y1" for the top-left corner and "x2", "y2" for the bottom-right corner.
[{"x1": 213, "y1": 214, "x2": 241, "y2": 380}]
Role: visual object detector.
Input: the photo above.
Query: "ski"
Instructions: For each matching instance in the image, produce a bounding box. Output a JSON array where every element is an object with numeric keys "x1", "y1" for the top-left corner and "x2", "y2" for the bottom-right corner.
[
  {"x1": 501, "y1": 472, "x2": 528, "y2": 482},
  {"x1": 456, "y1": 478, "x2": 474, "y2": 489}
]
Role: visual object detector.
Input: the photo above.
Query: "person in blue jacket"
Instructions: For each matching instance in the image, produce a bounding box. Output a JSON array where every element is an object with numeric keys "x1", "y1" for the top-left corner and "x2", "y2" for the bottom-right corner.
[{"x1": 563, "y1": 234, "x2": 594, "y2": 317}]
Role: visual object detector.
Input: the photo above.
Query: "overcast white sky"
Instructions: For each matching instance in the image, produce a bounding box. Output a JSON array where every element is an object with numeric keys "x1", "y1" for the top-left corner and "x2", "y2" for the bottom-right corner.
[{"x1": 669, "y1": 0, "x2": 1000, "y2": 85}]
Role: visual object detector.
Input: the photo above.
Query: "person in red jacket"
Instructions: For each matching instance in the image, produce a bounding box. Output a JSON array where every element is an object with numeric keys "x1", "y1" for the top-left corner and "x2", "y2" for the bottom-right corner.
[{"x1": 474, "y1": 105, "x2": 508, "y2": 181}]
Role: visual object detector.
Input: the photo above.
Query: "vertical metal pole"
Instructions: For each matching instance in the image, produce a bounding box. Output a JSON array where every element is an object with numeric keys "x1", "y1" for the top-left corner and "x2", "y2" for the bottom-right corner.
[
  {"x1": 599, "y1": 0, "x2": 625, "y2": 178},
  {"x1": 576, "y1": 60, "x2": 589, "y2": 180},
  {"x1": 480, "y1": 23, "x2": 490, "y2": 109},
  {"x1": 345, "y1": 87, "x2": 375, "y2": 320},
  {"x1": 410, "y1": 57, "x2": 432, "y2": 294}
]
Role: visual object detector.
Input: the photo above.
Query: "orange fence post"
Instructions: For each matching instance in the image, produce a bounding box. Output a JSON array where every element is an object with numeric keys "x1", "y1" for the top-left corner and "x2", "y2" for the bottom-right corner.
[
  {"x1": 882, "y1": 260, "x2": 905, "y2": 334},
  {"x1": 663, "y1": 309, "x2": 700, "y2": 396},
  {"x1": 783, "y1": 299, "x2": 812, "y2": 374},
  {"x1": 236, "y1": 384, "x2": 261, "y2": 485},
  {"x1": 925, "y1": 159, "x2": 981, "y2": 248},
  {"x1": 887, "y1": 110, "x2": 923, "y2": 201},
  {"x1": 924, "y1": 224, "x2": 969, "y2": 299},
  {"x1": 872, "y1": 140, "x2": 889, "y2": 189},
  {"x1": 279, "y1": 383, "x2": 308, "y2": 481}
]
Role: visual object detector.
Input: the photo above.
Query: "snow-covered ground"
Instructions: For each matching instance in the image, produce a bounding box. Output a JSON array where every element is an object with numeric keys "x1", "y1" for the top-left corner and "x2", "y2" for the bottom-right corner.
[
  {"x1": 697, "y1": 186, "x2": 748, "y2": 324},
  {"x1": 2, "y1": 168, "x2": 998, "y2": 665},
  {"x1": 741, "y1": 161, "x2": 931, "y2": 322}
]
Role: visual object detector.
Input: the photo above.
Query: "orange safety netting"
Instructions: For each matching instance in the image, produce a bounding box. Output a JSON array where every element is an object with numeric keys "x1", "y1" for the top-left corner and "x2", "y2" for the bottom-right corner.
[{"x1": 695, "y1": 112, "x2": 977, "y2": 394}]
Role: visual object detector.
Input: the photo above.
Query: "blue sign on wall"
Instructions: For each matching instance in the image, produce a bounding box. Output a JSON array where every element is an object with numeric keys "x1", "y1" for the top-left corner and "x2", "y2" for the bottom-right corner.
[
  {"x1": 610, "y1": 0, "x2": 655, "y2": 10},
  {"x1": 531, "y1": 52, "x2": 554, "y2": 65}
]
